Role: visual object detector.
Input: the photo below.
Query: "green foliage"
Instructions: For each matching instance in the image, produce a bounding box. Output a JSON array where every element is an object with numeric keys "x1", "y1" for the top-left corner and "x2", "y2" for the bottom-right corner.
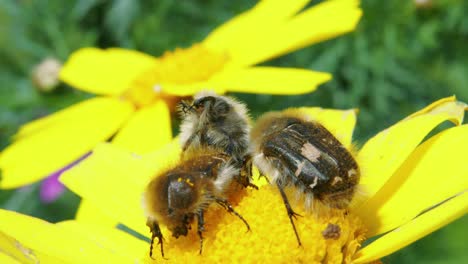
[{"x1": 0, "y1": 0, "x2": 466, "y2": 262}]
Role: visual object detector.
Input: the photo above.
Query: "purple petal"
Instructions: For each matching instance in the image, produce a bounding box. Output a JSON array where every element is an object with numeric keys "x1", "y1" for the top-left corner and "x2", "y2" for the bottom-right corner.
[{"x1": 39, "y1": 152, "x2": 91, "y2": 203}]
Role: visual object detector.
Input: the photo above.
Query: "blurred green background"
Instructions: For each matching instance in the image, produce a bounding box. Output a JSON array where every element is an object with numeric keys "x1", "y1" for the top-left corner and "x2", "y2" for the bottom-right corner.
[{"x1": 0, "y1": 0, "x2": 467, "y2": 263}]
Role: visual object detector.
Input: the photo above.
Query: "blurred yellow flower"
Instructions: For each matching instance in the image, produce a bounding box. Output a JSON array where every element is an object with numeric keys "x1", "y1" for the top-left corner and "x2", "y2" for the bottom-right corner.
[
  {"x1": 1, "y1": 96, "x2": 466, "y2": 263},
  {"x1": 0, "y1": 0, "x2": 362, "y2": 190}
]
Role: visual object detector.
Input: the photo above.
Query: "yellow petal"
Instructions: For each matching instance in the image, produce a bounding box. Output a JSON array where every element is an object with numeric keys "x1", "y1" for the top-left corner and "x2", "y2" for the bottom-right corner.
[
  {"x1": 217, "y1": 0, "x2": 362, "y2": 67},
  {"x1": 0, "y1": 250, "x2": 21, "y2": 264},
  {"x1": 14, "y1": 98, "x2": 116, "y2": 140},
  {"x1": 0, "y1": 97, "x2": 134, "y2": 189},
  {"x1": 298, "y1": 107, "x2": 358, "y2": 149},
  {"x1": 158, "y1": 82, "x2": 226, "y2": 97},
  {"x1": 203, "y1": 0, "x2": 310, "y2": 52},
  {"x1": 355, "y1": 97, "x2": 466, "y2": 205},
  {"x1": 354, "y1": 191, "x2": 468, "y2": 263},
  {"x1": 210, "y1": 67, "x2": 331, "y2": 95},
  {"x1": 356, "y1": 125, "x2": 468, "y2": 236},
  {"x1": 0, "y1": 231, "x2": 61, "y2": 264},
  {"x1": 405, "y1": 96, "x2": 462, "y2": 119},
  {"x1": 112, "y1": 99, "x2": 172, "y2": 154},
  {"x1": 0, "y1": 209, "x2": 135, "y2": 263},
  {"x1": 56, "y1": 221, "x2": 147, "y2": 262},
  {"x1": 141, "y1": 137, "x2": 181, "y2": 165},
  {"x1": 75, "y1": 200, "x2": 118, "y2": 227},
  {"x1": 60, "y1": 141, "x2": 181, "y2": 237},
  {"x1": 0, "y1": 231, "x2": 63, "y2": 264},
  {"x1": 60, "y1": 144, "x2": 150, "y2": 236},
  {"x1": 60, "y1": 47, "x2": 156, "y2": 95}
]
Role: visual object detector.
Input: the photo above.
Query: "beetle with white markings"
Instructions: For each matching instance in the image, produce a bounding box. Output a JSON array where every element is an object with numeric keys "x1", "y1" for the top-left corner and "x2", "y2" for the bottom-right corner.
[{"x1": 250, "y1": 109, "x2": 360, "y2": 245}]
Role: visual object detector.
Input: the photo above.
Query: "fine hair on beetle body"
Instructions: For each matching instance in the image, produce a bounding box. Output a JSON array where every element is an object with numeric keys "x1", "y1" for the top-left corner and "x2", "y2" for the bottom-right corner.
[
  {"x1": 143, "y1": 140, "x2": 250, "y2": 259},
  {"x1": 178, "y1": 91, "x2": 250, "y2": 162},
  {"x1": 178, "y1": 91, "x2": 256, "y2": 188}
]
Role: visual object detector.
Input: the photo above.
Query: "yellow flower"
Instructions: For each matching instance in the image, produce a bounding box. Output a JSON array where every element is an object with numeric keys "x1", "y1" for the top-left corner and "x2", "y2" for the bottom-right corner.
[
  {"x1": 1, "y1": 96, "x2": 466, "y2": 263},
  {"x1": 0, "y1": 0, "x2": 362, "y2": 190}
]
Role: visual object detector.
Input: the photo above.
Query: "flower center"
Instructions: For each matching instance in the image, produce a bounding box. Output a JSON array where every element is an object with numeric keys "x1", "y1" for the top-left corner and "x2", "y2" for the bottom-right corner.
[
  {"x1": 155, "y1": 187, "x2": 367, "y2": 263},
  {"x1": 124, "y1": 44, "x2": 229, "y2": 107}
]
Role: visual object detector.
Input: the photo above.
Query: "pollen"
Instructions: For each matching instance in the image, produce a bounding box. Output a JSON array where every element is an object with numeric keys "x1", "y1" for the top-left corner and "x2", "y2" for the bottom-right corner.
[
  {"x1": 146, "y1": 186, "x2": 367, "y2": 263},
  {"x1": 185, "y1": 179, "x2": 194, "y2": 187},
  {"x1": 124, "y1": 44, "x2": 229, "y2": 107}
]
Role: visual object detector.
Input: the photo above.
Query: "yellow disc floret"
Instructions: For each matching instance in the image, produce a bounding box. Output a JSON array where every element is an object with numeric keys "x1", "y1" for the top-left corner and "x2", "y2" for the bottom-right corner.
[
  {"x1": 124, "y1": 44, "x2": 228, "y2": 107},
  {"x1": 145, "y1": 186, "x2": 366, "y2": 263}
]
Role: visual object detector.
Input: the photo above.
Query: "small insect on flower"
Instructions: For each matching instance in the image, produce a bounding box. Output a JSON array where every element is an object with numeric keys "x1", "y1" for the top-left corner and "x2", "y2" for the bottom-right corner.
[
  {"x1": 250, "y1": 109, "x2": 360, "y2": 246},
  {"x1": 143, "y1": 149, "x2": 250, "y2": 259},
  {"x1": 178, "y1": 92, "x2": 255, "y2": 188}
]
